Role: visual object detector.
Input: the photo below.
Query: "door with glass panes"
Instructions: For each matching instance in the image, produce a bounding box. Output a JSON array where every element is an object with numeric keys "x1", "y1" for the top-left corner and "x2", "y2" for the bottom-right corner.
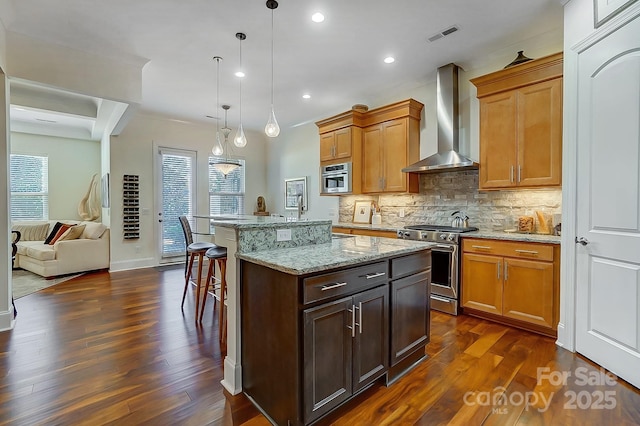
[{"x1": 156, "y1": 147, "x2": 197, "y2": 263}]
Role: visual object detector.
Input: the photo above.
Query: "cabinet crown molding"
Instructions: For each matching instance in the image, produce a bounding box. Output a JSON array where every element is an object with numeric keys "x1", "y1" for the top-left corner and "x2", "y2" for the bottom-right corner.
[{"x1": 471, "y1": 52, "x2": 563, "y2": 98}]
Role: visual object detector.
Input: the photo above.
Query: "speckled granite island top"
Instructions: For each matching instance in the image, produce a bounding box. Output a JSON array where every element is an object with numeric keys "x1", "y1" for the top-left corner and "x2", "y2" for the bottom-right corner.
[
  {"x1": 210, "y1": 215, "x2": 332, "y2": 229},
  {"x1": 236, "y1": 236, "x2": 433, "y2": 275}
]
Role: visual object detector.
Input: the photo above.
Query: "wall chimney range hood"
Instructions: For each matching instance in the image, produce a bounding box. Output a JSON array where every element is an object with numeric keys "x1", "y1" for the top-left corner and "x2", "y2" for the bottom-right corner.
[{"x1": 402, "y1": 63, "x2": 478, "y2": 173}]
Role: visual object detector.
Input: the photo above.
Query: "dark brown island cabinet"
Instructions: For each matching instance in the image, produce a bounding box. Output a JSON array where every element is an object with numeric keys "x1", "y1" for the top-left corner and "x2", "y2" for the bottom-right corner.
[{"x1": 241, "y1": 249, "x2": 431, "y2": 425}]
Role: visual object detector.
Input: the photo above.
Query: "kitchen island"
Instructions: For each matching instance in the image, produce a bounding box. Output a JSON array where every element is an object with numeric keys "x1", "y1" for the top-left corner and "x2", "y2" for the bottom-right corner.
[
  {"x1": 237, "y1": 236, "x2": 432, "y2": 425},
  {"x1": 207, "y1": 216, "x2": 334, "y2": 395}
]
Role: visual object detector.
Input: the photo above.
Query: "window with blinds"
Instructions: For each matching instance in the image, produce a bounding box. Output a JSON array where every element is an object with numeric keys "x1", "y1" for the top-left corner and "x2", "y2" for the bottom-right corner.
[
  {"x1": 209, "y1": 158, "x2": 245, "y2": 217},
  {"x1": 10, "y1": 154, "x2": 49, "y2": 221}
]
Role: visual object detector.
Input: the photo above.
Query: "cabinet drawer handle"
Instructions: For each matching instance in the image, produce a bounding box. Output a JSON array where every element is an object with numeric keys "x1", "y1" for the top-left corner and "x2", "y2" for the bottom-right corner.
[
  {"x1": 510, "y1": 165, "x2": 514, "y2": 183},
  {"x1": 518, "y1": 165, "x2": 522, "y2": 183},
  {"x1": 471, "y1": 245, "x2": 492, "y2": 250},
  {"x1": 515, "y1": 249, "x2": 539, "y2": 255},
  {"x1": 364, "y1": 272, "x2": 386, "y2": 279},
  {"x1": 356, "y1": 302, "x2": 362, "y2": 334},
  {"x1": 504, "y1": 261, "x2": 509, "y2": 281},
  {"x1": 320, "y1": 282, "x2": 348, "y2": 291},
  {"x1": 497, "y1": 262, "x2": 501, "y2": 280}
]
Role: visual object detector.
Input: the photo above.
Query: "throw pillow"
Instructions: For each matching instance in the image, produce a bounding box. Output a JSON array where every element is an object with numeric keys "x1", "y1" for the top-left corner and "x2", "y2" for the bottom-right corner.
[
  {"x1": 58, "y1": 224, "x2": 86, "y2": 241},
  {"x1": 81, "y1": 222, "x2": 108, "y2": 239},
  {"x1": 44, "y1": 222, "x2": 64, "y2": 244},
  {"x1": 48, "y1": 224, "x2": 73, "y2": 245},
  {"x1": 11, "y1": 223, "x2": 50, "y2": 241}
]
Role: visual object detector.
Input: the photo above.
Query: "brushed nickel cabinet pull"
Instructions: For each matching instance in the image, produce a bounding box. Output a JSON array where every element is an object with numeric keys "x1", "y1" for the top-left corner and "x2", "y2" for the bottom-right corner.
[
  {"x1": 504, "y1": 261, "x2": 509, "y2": 281},
  {"x1": 515, "y1": 249, "x2": 539, "y2": 255},
  {"x1": 510, "y1": 165, "x2": 514, "y2": 183},
  {"x1": 321, "y1": 282, "x2": 347, "y2": 291},
  {"x1": 472, "y1": 245, "x2": 492, "y2": 250},
  {"x1": 497, "y1": 262, "x2": 501, "y2": 280},
  {"x1": 364, "y1": 272, "x2": 386, "y2": 279},
  {"x1": 518, "y1": 165, "x2": 522, "y2": 183},
  {"x1": 357, "y1": 302, "x2": 362, "y2": 334}
]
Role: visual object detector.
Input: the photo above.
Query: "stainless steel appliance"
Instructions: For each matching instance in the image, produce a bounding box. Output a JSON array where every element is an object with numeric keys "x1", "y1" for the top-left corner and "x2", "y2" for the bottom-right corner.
[
  {"x1": 397, "y1": 224, "x2": 478, "y2": 315},
  {"x1": 321, "y1": 162, "x2": 351, "y2": 194}
]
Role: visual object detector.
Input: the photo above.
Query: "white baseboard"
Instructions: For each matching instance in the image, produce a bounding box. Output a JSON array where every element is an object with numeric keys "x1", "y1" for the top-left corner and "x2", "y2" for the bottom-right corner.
[
  {"x1": 109, "y1": 257, "x2": 156, "y2": 272},
  {"x1": 0, "y1": 309, "x2": 16, "y2": 332}
]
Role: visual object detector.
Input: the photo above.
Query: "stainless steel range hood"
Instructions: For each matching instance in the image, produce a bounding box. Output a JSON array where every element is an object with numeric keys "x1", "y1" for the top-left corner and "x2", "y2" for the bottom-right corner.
[{"x1": 402, "y1": 63, "x2": 478, "y2": 173}]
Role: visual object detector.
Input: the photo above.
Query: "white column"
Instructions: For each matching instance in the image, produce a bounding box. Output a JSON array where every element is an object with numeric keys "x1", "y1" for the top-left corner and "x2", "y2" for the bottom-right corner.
[{"x1": 214, "y1": 226, "x2": 242, "y2": 394}]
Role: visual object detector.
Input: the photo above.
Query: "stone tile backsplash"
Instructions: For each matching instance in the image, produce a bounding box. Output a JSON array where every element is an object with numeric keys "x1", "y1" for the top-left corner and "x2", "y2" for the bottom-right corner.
[{"x1": 339, "y1": 171, "x2": 562, "y2": 230}]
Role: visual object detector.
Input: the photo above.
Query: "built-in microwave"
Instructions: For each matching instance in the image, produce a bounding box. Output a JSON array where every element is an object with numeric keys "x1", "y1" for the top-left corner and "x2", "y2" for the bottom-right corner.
[{"x1": 321, "y1": 162, "x2": 352, "y2": 194}]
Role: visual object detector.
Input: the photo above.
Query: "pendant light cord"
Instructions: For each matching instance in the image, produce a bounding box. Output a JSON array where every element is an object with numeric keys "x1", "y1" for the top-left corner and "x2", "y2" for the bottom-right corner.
[{"x1": 270, "y1": 7, "x2": 274, "y2": 107}]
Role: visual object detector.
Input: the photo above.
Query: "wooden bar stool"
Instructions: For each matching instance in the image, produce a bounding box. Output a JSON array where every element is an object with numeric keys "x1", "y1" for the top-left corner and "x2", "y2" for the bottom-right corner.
[
  {"x1": 179, "y1": 216, "x2": 216, "y2": 322},
  {"x1": 200, "y1": 246, "x2": 228, "y2": 350}
]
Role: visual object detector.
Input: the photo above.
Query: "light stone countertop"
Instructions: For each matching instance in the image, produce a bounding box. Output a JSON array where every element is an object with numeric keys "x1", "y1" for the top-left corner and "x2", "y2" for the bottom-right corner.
[
  {"x1": 236, "y1": 235, "x2": 433, "y2": 275},
  {"x1": 206, "y1": 215, "x2": 332, "y2": 229},
  {"x1": 334, "y1": 222, "x2": 560, "y2": 244}
]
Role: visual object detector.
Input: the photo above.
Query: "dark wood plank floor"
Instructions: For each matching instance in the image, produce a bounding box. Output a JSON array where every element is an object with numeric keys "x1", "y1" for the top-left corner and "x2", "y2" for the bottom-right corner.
[{"x1": 2, "y1": 267, "x2": 639, "y2": 425}]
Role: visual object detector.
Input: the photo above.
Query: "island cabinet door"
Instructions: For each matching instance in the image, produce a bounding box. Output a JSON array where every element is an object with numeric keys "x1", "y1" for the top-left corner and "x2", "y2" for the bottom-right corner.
[
  {"x1": 352, "y1": 285, "x2": 389, "y2": 393},
  {"x1": 390, "y1": 270, "x2": 430, "y2": 366},
  {"x1": 303, "y1": 297, "x2": 353, "y2": 424}
]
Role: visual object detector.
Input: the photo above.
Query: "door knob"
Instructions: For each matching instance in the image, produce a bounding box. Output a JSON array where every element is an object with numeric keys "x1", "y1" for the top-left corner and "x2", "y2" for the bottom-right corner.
[{"x1": 575, "y1": 236, "x2": 589, "y2": 246}]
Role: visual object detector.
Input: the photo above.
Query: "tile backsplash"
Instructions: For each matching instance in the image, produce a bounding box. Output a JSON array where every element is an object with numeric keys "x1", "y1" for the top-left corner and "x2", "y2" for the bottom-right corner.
[{"x1": 339, "y1": 170, "x2": 562, "y2": 230}]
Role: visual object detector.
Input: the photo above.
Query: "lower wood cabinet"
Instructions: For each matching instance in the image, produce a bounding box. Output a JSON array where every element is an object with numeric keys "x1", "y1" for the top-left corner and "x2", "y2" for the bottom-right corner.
[
  {"x1": 461, "y1": 238, "x2": 559, "y2": 337},
  {"x1": 241, "y1": 249, "x2": 431, "y2": 425},
  {"x1": 332, "y1": 226, "x2": 398, "y2": 239},
  {"x1": 303, "y1": 285, "x2": 388, "y2": 423}
]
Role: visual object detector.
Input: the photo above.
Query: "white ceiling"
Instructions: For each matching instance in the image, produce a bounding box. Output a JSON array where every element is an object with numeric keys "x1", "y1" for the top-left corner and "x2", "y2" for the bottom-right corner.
[{"x1": 5, "y1": 0, "x2": 564, "y2": 137}]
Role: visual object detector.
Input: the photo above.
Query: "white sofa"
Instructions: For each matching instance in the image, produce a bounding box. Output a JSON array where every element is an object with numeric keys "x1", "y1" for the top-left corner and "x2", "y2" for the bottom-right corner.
[{"x1": 12, "y1": 220, "x2": 110, "y2": 278}]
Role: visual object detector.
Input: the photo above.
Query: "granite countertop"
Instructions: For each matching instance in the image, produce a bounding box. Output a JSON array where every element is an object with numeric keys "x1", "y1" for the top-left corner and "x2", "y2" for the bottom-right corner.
[
  {"x1": 206, "y1": 215, "x2": 332, "y2": 230},
  {"x1": 463, "y1": 230, "x2": 561, "y2": 244},
  {"x1": 334, "y1": 222, "x2": 560, "y2": 244},
  {"x1": 237, "y1": 236, "x2": 433, "y2": 275}
]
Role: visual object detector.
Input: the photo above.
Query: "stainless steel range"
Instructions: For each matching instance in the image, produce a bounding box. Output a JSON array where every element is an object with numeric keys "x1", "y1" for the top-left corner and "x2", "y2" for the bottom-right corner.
[{"x1": 397, "y1": 224, "x2": 478, "y2": 315}]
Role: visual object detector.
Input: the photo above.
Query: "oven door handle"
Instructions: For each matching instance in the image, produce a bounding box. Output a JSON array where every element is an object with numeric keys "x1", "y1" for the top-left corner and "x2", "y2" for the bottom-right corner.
[{"x1": 434, "y1": 244, "x2": 455, "y2": 251}]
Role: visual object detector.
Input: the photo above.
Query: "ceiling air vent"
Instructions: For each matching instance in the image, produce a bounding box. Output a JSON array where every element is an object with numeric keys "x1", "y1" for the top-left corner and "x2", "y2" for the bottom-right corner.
[{"x1": 428, "y1": 25, "x2": 460, "y2": 42}]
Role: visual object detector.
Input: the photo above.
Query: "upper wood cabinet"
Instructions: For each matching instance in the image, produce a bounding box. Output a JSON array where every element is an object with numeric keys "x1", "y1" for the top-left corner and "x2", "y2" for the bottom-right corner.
[
  {"x1": 317, "y1": 99, "x2": 422, "y2": 195},
  {"x1": 471, "y1": 52, "x2": 563, "y2": 190},
  {"x1": 362, "y1": 100, "x2": 422, "y2": 194}
]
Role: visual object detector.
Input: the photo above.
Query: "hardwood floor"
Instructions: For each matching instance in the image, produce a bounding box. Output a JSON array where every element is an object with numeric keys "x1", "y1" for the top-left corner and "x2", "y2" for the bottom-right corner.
[{"x1": 2, "y1": 267, "x2": 639, "y2": 425}]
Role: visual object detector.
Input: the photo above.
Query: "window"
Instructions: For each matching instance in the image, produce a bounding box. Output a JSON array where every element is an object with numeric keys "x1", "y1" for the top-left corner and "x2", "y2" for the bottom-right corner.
[
  {"x1": 209, "y1": 158, "x2": 245, "y2": 218},
  {"x1": 10, "y1": 154, "x2": 49, "y2": 221}
]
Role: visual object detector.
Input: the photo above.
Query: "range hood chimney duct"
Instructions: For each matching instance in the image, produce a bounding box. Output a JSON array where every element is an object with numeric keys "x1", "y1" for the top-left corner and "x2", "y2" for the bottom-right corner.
[{"x1": 402, "y1": 63, "x2": 478, "y2": 173}]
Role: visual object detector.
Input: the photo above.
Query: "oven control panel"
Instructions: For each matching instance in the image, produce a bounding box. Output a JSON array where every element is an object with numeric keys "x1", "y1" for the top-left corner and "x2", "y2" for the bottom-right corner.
[{"x1": 397, "y1": 229, "x2": 459, "y2": 244}]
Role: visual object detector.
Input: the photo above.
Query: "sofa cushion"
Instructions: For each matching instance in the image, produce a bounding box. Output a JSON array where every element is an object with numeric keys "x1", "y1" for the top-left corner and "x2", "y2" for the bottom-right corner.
[
  {"x1": 12, "y1": 223, "x2": 50, "y2": 241},
  {"x1": 18, "y1": 241, "x2": 56, "y2": 261},
  {"x1": 81, "y1": 222, "x2": 107, "y2": 239},
  {"x1": 59, "y1": 224, "x2": 86, "y2": 241}
]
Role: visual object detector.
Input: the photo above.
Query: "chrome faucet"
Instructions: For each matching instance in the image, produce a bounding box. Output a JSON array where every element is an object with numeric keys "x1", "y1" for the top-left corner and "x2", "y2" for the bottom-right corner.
[{"x1": 297, "y1": 194, "x2": 304, "y2": 220}]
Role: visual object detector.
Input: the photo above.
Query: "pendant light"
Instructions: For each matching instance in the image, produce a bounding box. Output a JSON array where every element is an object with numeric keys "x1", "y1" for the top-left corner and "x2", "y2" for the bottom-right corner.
[
  {"x1": 212, "y1": 104, "x2": 241, "y2": 177},
  {"x1": 234, "y1": 32, "x2": 248, "y2": 148},
  {"x1": 211, "y1": 56, "x2": 224, "y2": 156},
  {"x1": 264, "y1": 0, "x2": 280, "y2": 137}
]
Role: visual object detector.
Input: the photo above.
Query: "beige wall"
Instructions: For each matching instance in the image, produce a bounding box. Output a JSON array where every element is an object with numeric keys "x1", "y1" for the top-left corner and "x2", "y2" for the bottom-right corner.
[
  {"x1": 109, "y1": 113, "x2": 268, "y2": 271},
  {"x1": 11, "y1": 132, "x2": 101, "y2": 220}
]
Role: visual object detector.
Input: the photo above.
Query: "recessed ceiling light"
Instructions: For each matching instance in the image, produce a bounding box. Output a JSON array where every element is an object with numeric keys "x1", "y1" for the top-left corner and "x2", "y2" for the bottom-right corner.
[
  {"x1": 235, "y1": 70, "x2": 245, "y2": 78},
  {"x1": 302, "y1": 94, "x2": 311, "y2": 99},
  {"x1": 384, "y1": 56, "x2": 395, "y2": 64},
  {"x1": 311, "y1": 12, "x2": 324, "y2": 23}
]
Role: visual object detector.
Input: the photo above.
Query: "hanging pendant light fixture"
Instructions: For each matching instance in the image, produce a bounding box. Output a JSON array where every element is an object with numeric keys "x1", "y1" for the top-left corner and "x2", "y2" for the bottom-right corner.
[
  {"x1": 211, "y1": 56, "x2": 224, "y2": 156},
  {"x1": 212, "y1": 104, "x2": 241, "y2": 177},
  {"x1": 264, "y1": 0, "x2": 280, "y2": 138},
  {"x1": 234, "y1": 32, "x2": 248, "y2": 148}
]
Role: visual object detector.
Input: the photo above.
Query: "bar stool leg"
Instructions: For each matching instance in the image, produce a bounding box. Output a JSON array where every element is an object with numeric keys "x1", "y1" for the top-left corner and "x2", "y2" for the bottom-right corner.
[
  {"x1": 181, "y1": 253, "x2": 196, "y2": 310},
  {"x1": 199, "y1": 257, "x2": 216, "y2": 323},
  {"x1": 218, "y1": 258, "x2": 227, "y2": 351},
  {"x1": 194, "y1": 252, "x2": 205, "y2": 322}
]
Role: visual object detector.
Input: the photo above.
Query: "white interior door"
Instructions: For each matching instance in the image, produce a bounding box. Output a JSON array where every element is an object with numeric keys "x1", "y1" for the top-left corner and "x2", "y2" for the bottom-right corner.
[
  {"x1": 155, "y1": 147, "x2": 197, "y2": 263},
  {"x1": 575, "y1": 16, "x2": 640, "y2": 389}
]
